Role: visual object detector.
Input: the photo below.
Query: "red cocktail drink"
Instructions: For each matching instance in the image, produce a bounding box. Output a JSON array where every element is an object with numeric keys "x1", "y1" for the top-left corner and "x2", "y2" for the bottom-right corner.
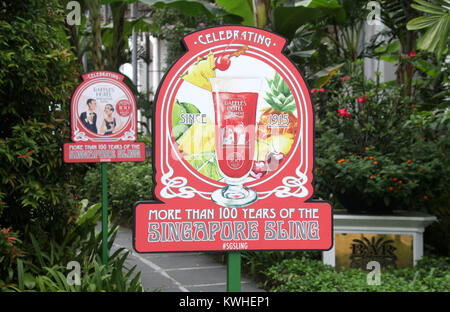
[
  {"x1": 210, "y1": 78, "x2": 261, "y2": 207},
  {"x1": 213, "y1": 91, "x2": 258, "y2": 178}
]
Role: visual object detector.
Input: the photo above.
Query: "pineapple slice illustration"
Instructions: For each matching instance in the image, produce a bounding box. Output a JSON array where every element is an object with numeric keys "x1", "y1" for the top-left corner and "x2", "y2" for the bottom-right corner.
[
  {"x1": 181, "y1": 51, "x2": 216, "y2": 91},
  {"x1": 180, "y1": 46, "x2": 248, "y2": 91}
]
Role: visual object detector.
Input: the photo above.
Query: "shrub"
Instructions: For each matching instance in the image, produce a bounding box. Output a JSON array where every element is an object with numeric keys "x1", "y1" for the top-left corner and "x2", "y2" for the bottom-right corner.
[
  {"x1": 0, "y1": 0, "x2": 84, "y2": 235},
  {"x1": 78, "y1": 135, "x2": 153, "y2": 224},
  {"x1": 313, "y1": 62, "x2": 450, "y2": 214},
  {"x1": 264, "y1": 256, "x2": 450, "y2": 292},
  {"x1": 241, "y1": 251, "x2": 321, "y2": 282},
  {"x1": 0, "y1": 200, "x2": 143, "y2": 292}
]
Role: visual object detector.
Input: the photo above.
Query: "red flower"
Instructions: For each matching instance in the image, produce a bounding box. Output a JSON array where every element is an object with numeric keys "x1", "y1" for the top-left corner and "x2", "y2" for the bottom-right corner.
[
  {"x1": 319, "y1": 88, "x2": 325, "y2": 93},
  {"x1": 342, "y1": 76, "x2": 348, "y2": 83},
  {"x1": 409, "y1": 51, "x2": 416, "y2": 58},
  {"x1": 311, "y1": 88, "x2": 317, "y2": 94},
  {"x1": 357, "y1": 94, "x2": 368, "y2": 103},
  {"x1": 338, "y1": 108, "x2": 350, "y2": 118}
]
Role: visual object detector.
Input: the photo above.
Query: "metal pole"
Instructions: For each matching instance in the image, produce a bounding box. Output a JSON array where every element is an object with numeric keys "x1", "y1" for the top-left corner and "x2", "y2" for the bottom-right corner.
[
  {"x1": 131, "y1": 3, "x2": 138, "y2": 85},
  {"x1": 227, "y1": 252, "x2": 241, "y2": 292},
  {"x1": 101, "y1": 162, "x2": 108, "y2": 268}
]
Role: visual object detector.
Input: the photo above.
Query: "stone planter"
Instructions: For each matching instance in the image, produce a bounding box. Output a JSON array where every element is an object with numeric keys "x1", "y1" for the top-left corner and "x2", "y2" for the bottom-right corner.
[{"x1": 323, "y1": 210, "x2": 437, "y2": 269}]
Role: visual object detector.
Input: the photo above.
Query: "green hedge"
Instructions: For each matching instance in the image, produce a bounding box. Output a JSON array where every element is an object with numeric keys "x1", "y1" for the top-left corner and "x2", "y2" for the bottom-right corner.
[
  {"x1": 263, "y1": 256, "x2": 450, "y2": 292},
  {"x1": 78, "y1": 136, "x2": 153, "y2": 224}
]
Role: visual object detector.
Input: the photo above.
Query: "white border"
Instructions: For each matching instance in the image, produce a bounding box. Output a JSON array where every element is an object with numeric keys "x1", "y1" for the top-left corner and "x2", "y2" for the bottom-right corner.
[
  {"x1": 72, "y1": 78, "x2": 136, "y2": 142},
  {"x1": 158, "y1": 45, "x2": 310, "y2": 200}
]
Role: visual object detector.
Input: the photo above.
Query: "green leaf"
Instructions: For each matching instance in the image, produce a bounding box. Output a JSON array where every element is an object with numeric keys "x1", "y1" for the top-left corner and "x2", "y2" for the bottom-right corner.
[
  {"x1": 35, "y1": 276, "x2": 47, "y2": 292},
  {"x1": 380, "y1": 55, "x2": 398, "y2": 63},
  {"x1": 29, "y1": 233, "x2": 45, "y2": 268},
  {"x1": 24, "y1": 273, "x2": 36, "y2": 289},
  {"x1": 374, "y1": 41, "x2": 400, "y2": 54},
  {"x1": 273, "y1": 0, "x2": 346, "y2": 40},
  {"x1": 407, "y1": 16, "x2": 440, "y2": 30},
  {"x1": 311, "y1": 63, "x2": 344, "y2": 87},
  {"x1": 408, "y1": 0, "x2": 450, "y2": 59},
  {"x1": 76, "y1": 202, "x2": 101, "y2": 226},
  {"x1": 289, "y1": 49, "x2": 317, "y2": 58},
  {"x1": 17, "y1": 258, "x2": 24, "y2": 291},
  {"x1": 88, "y1": 283, "x2": 97, "y2": 292},
  {"x1": 411, "y1": 0, "x2": 447, "y2": 15},
  {"x1": 418, "y1": 17, "x2": 447, "y2": 53},
  {"x1": 415, "y1": 59, "x2": 440, "y2": 77},
  {"x1": 215, "y1": 0, "x2": 254, "y2": 26},
  {"x1": 296, "y1": 0, "x2": 343, "y2": 9},
  {"x1": 128, "y1": 271, "x2": 142, "y2": 292}
]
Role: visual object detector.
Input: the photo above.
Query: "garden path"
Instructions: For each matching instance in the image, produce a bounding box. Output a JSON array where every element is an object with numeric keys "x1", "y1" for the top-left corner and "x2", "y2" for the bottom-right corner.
[{"x1": 112, "y1": 226, "x2": 265, "y2": 292}]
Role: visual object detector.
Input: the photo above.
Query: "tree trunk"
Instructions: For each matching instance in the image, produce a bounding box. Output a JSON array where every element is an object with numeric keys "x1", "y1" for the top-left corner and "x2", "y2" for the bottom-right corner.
[
  {"x1": 110, "y1": 2, "x2": 127, "y2": 70},
  {"x1": 87, "y1": 0, "x2": 103, "y2": 70},
  {"x1": 252, "y1": 0, "x2": 271, "y2": 29}
]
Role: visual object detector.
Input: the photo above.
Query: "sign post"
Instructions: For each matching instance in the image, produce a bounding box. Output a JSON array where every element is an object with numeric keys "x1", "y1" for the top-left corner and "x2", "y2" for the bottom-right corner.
[
  {"x1": 101, "y1": 162, "x2": 108, "y2": 267},
  {"x1": 133, "y1": 26, "x2": 333, "y2": 292},
  {"x1": 64, "y1": 71, "x2": 146, "y2": 267},
  {"x1": 227, "y1": 252, "x2": 241, "y2": 292}
]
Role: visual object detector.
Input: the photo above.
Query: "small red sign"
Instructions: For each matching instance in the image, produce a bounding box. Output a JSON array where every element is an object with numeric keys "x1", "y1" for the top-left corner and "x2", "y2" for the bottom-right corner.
[
  {"x1": 64, "y1": 142, "x2": 145, "y2": 163},
  {"x1": 133, "y1": 26, "x2": 333, "y2": 253},
  {"x1": 134, "y1": 201, "x2": 332, "y2": 252},
  {"x1": 64, "y1": 71, "x2": 145, "y2": 163}
]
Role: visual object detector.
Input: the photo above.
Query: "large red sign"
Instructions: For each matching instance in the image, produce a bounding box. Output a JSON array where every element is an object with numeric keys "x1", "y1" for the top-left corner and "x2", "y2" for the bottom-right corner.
[
  {"x1": 64, "y1": 71, "x2": 145, "y2": 163},
  {"x1": 134, "y1": 26, "x2": 332, "y2": 252}
]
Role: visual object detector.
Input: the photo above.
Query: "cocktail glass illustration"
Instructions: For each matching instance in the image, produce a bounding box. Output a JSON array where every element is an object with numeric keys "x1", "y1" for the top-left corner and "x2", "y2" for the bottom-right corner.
[{"x1": 210, "y1": 78, "x2": 261, "y2": 208}]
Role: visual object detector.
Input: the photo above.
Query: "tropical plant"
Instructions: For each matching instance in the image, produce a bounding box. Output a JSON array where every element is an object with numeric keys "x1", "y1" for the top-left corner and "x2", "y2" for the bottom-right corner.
[
  {"x1": 282, "y1": 0, "x2": 371, "y2": 88},
  {"x1": 368, "y1": 0, "x2": 418, "y2": 95},
  {"x1": 407, "y1": 0, "x2": 450, "y2": 60},
  {"x1": 0, "y1": 200, "x2": 144, "y2": 292},
  {"x1": 0, "y1": 0, "x2": 83, "y2": 234},
  {"x1": 313, "y1": 62, "x2": 450, "y2": 214},
  {"x1": 142, "y1": 0, "x2": 346, "y2": 39},
  {"x1": 144, "y1": 3, "x2": 227, "y2": 66},
  {"x1": 139, "y1": 0, "x2": 354, "y2": 87}
]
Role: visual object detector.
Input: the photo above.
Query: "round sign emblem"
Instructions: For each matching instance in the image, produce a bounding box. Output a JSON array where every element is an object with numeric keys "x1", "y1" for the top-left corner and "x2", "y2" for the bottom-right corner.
[{"x1": 116, "y1": 99, "x2": 132, "y2": 117}]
